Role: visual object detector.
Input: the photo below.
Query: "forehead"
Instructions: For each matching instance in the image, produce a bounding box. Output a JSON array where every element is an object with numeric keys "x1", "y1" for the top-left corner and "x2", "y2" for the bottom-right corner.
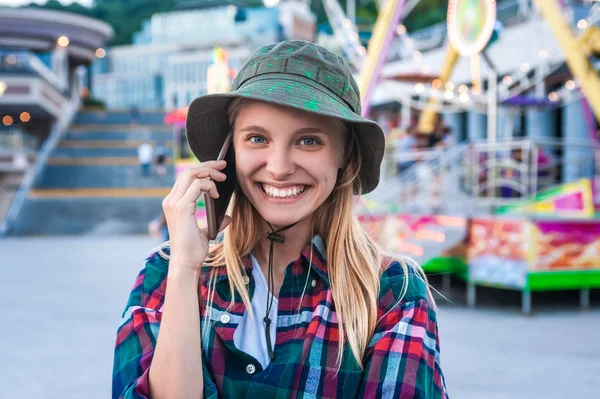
[{"x1": 234, "y1": 100, "x2": 343, "y2": 133}]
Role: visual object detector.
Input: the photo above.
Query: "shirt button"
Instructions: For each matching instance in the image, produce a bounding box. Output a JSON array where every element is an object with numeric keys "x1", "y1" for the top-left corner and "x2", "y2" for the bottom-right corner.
[
  {"x1": 220, "y1": 313, "x2": 231, "y2": 324},
  {"x1": 242, "y1": 275, "x2": 250, "y2": 285},
  {"x1": 311, "y1": 279, "x2": 317, "y2": 288},
  {"x1": 246, "y1": 364, "x2": 256, "y2": 375}
]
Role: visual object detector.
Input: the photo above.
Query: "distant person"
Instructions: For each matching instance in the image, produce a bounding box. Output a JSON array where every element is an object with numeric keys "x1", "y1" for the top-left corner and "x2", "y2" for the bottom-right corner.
[
  {"x1": 129, "y1": 105, "x2": 140, "y2": 125},
  {"x1": 154, "y1": 141, "x2": 168, "y2": 176},
  {"x1": 394, "y1": 129, "x2": 417, "y2": 174},
  {"x1": 148, "y1": 210, "x2": 169, "y2": 242},
  {"x1": 112, "y1": 40, "x2": 447, "y2": 399},
  {"x1": 137, "y1": 141, "x2": 153, "y2": 177}
]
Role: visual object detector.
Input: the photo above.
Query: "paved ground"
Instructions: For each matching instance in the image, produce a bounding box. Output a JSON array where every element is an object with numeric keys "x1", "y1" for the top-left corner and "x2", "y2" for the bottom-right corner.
[{"x1": 1, "y1": 236, "x2": 598, "y2": 399}]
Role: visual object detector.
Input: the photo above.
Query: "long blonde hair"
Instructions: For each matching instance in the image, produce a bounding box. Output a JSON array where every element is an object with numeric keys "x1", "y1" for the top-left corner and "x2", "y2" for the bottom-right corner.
[{"x1": 202, "y1": 98, "x2": 419, "y2": 369}]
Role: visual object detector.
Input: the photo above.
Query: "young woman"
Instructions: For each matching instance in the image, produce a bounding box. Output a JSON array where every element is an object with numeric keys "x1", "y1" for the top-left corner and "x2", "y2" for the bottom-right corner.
[{"x1": 113, "y1": 41, "x2": 448, "y2": 399}]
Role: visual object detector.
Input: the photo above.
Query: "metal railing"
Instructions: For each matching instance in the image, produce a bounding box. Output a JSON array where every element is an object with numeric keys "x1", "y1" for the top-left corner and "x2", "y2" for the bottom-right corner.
[
  {"x1": 0, "y1": 129, "x2": 39, "y2": 153},
  {"x1": 0, "y1": 49, "x2": 65, "y2": 92},
  {"x1": 374, "y1": 137, "x2": 600, "y2": 215},
  {"x1": 0, "y1": 75, "x2": 81, "y2": 236}
]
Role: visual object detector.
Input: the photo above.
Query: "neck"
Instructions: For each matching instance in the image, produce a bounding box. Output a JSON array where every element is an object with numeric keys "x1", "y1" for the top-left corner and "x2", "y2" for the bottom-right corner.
[{"x1": 253, "y1": 217, "x2": 313, "y2": 276}]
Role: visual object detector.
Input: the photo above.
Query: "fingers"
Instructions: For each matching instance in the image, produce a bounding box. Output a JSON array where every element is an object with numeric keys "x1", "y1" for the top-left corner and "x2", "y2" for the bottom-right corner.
[
  {"x1": 180, "y1": 178, "x2": 219, "y2": 208},
  {"x1": 168, "y1": 161, "x2": 227, "y2": 201}
]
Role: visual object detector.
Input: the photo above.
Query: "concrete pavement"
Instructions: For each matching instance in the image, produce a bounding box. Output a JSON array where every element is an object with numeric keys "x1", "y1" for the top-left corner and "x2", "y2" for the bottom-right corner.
[{"x1": 0, "y1": 236, "x2": 598, "y2": 399}]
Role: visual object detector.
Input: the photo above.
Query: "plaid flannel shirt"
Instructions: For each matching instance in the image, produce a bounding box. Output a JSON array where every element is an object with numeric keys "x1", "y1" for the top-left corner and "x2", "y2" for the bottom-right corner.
[{"x1": 113, "y1": 236, "x2": 448, "y2": 398}]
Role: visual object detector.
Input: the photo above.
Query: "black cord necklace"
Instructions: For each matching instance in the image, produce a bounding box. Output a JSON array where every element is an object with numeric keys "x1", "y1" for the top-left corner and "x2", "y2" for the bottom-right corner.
[{"x1": 263, "y1": 221, "x2": 298, "y2": 361}]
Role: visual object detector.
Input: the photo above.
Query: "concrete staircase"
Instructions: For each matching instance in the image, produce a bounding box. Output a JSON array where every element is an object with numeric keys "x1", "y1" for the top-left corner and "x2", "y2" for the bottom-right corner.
[{"x1": 10, "y1": 111, "x2": 175, "y2": 235}]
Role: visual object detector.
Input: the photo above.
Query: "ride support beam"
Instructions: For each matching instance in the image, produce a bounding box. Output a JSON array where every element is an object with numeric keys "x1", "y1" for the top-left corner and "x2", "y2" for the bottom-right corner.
[
  {"x1": 417, "y1": 46, "x2": 460, "y2": 134},
  {"x1": 534, "y1": 0, "x2": 600, "y2": 124},
  {"x1": 359, "y1": 0, "x2": 407, "y2": 117}
]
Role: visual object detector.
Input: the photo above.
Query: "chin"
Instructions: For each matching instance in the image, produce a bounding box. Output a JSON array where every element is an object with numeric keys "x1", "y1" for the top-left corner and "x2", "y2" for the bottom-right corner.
[{"x1": 256, "y1": 207, "x2": 310, "y2": 229}]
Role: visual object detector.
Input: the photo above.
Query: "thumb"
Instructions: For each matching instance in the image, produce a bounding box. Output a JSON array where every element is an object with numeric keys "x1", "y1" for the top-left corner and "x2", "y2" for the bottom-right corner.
[{"x1": 218, "y1": 215, "x2": 232, "y2": 233}]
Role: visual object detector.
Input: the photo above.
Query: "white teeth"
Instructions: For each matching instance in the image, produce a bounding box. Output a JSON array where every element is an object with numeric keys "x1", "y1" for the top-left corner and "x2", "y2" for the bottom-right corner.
[{"x1": 262, "y1": 184, "x2": 305, "y2": 198}]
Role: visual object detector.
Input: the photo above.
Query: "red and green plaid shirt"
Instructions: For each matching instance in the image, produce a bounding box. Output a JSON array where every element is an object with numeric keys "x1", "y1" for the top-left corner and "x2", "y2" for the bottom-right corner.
[{"x1": 113, "y1": 236, "x2": 448, "y2": 398}]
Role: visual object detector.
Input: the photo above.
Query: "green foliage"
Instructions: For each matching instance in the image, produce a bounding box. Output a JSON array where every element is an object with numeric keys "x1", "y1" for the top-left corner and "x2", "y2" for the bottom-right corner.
[
  {"x1": 82, "y1": 96, "x2": 106, "y2": 109},
  {"x1": 23, "y1": 0, "x2": 177, "y2": 46},
  {"x1": 404, "y1": 0, "x2": 449, "y2": 32}
]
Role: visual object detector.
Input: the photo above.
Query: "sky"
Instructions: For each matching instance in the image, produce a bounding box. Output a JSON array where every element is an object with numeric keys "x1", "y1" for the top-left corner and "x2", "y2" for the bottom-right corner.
[{"x1": 0, "y1": 0, "x2": 93, "y2": 7}]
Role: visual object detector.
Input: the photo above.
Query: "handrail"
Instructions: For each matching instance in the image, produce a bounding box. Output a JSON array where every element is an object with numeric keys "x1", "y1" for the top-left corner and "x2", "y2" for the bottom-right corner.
[
  {"x1": 384, "y1": 136, "x2": 599, "y2": 215},
  {"x1": 0, "y1": 49, "x2": 65, "y2": 92},
  {"x1": 0, "y1": 76, "x2": 80, "y2": 236}
]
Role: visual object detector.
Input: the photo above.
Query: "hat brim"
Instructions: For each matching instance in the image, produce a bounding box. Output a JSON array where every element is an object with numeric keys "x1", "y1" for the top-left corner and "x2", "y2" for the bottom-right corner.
[{"x1": 186, "y1": 74, "x2": 385, "y2": 194}]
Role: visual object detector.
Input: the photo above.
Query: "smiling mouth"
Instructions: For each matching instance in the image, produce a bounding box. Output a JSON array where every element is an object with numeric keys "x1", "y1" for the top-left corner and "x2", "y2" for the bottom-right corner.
[{"x1": 259, "y1": 183, "x2": 307, "y2": 199}]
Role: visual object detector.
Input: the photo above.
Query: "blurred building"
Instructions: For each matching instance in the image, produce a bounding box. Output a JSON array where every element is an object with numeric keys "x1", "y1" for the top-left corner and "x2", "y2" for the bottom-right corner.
[
  {"x1": 91, "y1": 0, "x2": 316, "y2": 111},
  {"x1": 0, "y1": 7, "x2": 113, "y2": 220}
]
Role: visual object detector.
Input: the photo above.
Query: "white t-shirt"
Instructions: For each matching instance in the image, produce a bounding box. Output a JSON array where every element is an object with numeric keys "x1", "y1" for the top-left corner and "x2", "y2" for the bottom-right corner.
[
  {"x1": 233, "y1": 255, "x2": 278, "y2": 369},
  {"x1": 137, "y1": 143, "x2": 153, "y2": 164}
]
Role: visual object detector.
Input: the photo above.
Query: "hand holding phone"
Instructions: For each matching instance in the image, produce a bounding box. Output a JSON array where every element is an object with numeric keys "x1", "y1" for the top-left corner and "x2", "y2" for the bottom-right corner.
[
  {"x1": 162, "y1": 159, "x2": 228, "y2": 273},
  {"x1": 205, "y1": 132, "x2": 236, "y2": 241}
]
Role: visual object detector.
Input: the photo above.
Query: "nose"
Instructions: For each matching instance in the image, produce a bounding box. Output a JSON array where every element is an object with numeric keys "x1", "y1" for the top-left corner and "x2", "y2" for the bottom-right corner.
[{"x1": 265, "y1": 144, "x2": 295, "y2": 180}]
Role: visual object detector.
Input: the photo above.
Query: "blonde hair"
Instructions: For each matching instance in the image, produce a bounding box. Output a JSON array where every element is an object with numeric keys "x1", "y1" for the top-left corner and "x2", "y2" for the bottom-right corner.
[{"x1": 201, "y1": 98, "x2": 425, "y2": 369}]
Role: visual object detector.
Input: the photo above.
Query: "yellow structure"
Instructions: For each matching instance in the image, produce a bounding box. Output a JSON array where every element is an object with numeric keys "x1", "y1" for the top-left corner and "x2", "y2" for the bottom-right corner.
[
  {"x1": 533, "y1": 0, "x2": 600, "y2": 125},
  {"x1": 417, "y1": 47, "x2": 460, "y2": 133},
  {"x1": 418, "y1": 0, "x2": 600, "y2": 133}
]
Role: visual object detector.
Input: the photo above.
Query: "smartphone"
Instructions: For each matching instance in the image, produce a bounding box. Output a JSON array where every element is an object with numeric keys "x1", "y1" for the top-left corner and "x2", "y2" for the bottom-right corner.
[{"x1": 206, "y1": 132, "x2": 236, "y2": 241}]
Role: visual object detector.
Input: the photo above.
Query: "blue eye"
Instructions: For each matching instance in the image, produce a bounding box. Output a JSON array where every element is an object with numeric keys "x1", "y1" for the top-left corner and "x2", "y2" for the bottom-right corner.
[
  {"x1": 249, "y1": 136, "x2": 266, "y2": 144},
  {"x1": 300, "y1": 137, "x2": 318, "y2": 146}
]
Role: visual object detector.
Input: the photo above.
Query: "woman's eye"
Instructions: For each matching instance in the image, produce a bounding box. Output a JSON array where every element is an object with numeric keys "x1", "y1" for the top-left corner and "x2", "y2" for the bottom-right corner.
[
  {"x1": 249, "y1": 136, "x2": 266, "y2": 144},
  {"x1": 299, "y1": 137, "x2": 319, "y2": 146}
]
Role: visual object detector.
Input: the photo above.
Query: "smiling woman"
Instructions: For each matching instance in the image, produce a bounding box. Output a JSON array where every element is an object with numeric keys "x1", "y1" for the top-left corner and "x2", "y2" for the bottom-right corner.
[{"x1": 112, "y1": 40, "x2": 449, "y2": 399}]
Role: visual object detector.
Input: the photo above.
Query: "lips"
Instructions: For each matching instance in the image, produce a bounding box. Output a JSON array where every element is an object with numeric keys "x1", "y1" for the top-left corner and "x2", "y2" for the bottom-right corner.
[{"x1": 260, "y1": 183, "x2": 306, "y2": 198}]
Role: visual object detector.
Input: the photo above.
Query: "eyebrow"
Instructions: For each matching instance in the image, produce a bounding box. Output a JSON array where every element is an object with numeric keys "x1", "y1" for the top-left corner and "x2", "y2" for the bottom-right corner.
[{"x1": 238, "y1": 125, "x2": 329, "y2": 135}]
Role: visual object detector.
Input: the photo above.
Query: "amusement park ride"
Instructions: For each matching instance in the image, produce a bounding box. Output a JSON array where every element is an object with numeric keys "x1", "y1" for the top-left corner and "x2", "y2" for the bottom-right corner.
[{"x1": 166, "y1": 0, "x2": 600, "y2": 313}]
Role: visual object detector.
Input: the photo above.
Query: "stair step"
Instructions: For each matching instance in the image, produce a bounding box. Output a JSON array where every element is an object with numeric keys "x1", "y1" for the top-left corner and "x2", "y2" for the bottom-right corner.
[
  {"x1": 29, "y1": 187, "x2": 170, "y2": 198},
  {"x1": 13, "y1": 197, "x2": 165, "y2": 235},
  {"x1": 69, "y1": 124, "x2": 169, "y2": 132},
  {"x1": 35, "y1": 165, "x2": 175, "y2": 188},
  {"x1": 74, "y1": 111, "x2": 165, "y2": 125},
  {"x1": 64, "y1": 131, "x2": 173, "y2": 141},
  {"x1": 58, "y1": 140, "x2": 174, "y2": 149},
  {"x1": 47, "y1": 157, "x2": 174, "y2": 166},
  {"x1": 52, "y1": 148, "x2": 174, "y2": 158}
]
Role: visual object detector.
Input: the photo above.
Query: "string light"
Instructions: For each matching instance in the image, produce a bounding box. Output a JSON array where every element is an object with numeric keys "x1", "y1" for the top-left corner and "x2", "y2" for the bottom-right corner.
[
  {"x1": 538, "y1": 49, "x2": 548, "y2": 59},
  {"x1": 396, "y1": 24, "x2": 407, "y2": 35},
  {"x1": 432, "y1": 78, "x2": 442, "y2": 89},
  {"x1": 565, "y1": 80, "x2": 576, "y2": 90},
  {"x1": 548, "y1": 92, "x2": 559, "y2": 102},
  {"x1": 412, "y1": 51, "x2": 422, "y2": 61},
  {"x1": 2, "y1": 115, "x2": 13, "y2": 126},
  {"x1": 445, "y1": 82, "x2": 455, "y2": 91},
  {"x1": 502, "y1": 75, "x2": 513, "y2": 85},
  {"x1": 415, "y1": 83, "x2": 425, "y2": 93},
  {"x1": 577, "y1": 19, "x2": 588, "y2": 29},
  {"x1": 459, "y1": 93, "x2": 470, "y2": 103},
  {"x1": 57, "y1": 36, "x2": 69, "y2": 47},
  {"x1": 20, "y1": 112, "x2": 30, "y2": 122},
  {"x1": 458, "y1": 84, "x2": 468, "y2": 94}
]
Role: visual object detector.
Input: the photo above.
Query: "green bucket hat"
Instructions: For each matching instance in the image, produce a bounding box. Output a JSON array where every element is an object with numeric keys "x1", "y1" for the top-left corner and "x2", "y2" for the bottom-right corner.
[{"x1": 186, "y1": 40, "x2": 385, "y2": 194}]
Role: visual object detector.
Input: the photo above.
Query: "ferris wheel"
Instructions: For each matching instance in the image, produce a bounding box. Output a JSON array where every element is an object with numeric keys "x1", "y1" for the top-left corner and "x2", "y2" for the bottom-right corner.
[{"x1": 322, "y1": 0, "x2": 600, "y2": 134}]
